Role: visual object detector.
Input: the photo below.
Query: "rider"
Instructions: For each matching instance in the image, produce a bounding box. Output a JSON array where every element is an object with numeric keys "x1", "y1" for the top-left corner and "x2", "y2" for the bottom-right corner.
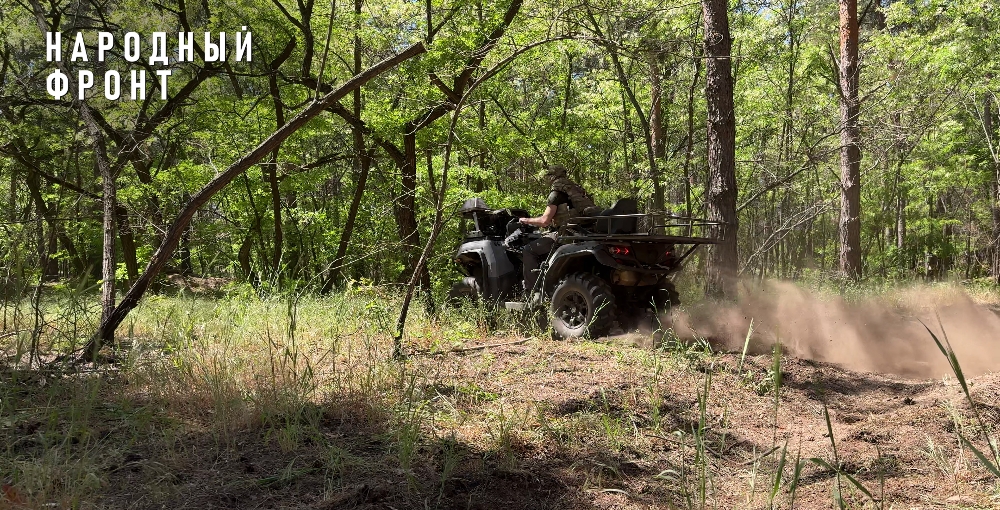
[{"x1": 518, "y1": 165, "x2": 599, "y2": 298}]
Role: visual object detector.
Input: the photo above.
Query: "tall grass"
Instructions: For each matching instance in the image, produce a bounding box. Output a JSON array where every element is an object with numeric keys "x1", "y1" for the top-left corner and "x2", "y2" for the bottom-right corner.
[
  {"x1": 0, "y1": 290, "x2": 426, "y2": 502},
  {"x1": 3, "y1": 285, "x2": 995, "y2": 508}
]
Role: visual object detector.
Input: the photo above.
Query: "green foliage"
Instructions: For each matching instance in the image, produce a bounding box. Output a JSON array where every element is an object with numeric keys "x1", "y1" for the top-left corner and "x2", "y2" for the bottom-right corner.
[{"x1": 2, "y1": 0, "x2": 1000, "y2": 304}]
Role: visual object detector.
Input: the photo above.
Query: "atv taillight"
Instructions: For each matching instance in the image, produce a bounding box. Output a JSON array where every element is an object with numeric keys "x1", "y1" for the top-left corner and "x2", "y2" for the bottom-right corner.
[{"x1": 609, "y1": 245, "x2": 631, "y2": 257}]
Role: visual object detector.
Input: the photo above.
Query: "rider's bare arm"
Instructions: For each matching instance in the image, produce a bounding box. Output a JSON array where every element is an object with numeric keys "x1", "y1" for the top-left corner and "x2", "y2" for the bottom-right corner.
[{"x1": 519, "y1": 204, "x2": 557, "y2": 228}]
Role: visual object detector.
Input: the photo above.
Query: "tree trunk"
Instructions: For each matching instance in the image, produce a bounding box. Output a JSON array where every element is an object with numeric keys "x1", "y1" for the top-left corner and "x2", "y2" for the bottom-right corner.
[
  {"x1": 683, "y1": 40, "x2": 702, "y2": 229},
  {"x1": 992, "y1": 171, "x2": 1000, "y2": 283},
  {"x1": 561, "y1": 53, "x2": 573, "y2": 131},
  {"x1": 238, "y1": 216, "x2": 260, "y2": 280},
  {"x1": 325, "y1": 0, "x2": 370, "y2": 291},
  {"x1": 648, "y1": 49, "x2": 665, "y2": 210},
  {"x1": 178, "y1": 209, "x2": 194, "y2": 275},
  {"x1": 115, "y1": 206, "x2": 139, "y2": 286},
  {"x1": 395, "y1": 130, "x2": 432, "y2": 291},
  {"x1": 326, "y1": 144, "x2": 369, "y2": 291},
  {"x1": 838, "y1": 0, "x2": 862, "y2": 280},
  {"x1": 702, "y1": 0, "x2": 739, "y2": 298},
  {"x1": 7, "y1": 166, "x2": 15, "y2": 224},
  {"x1": 622, "y1": 88, "x2": 635, "y2": 186},
  {"x1": 894, "y1": 155, "x2": 906, "y2": 257},
  {"x1": 99, "y1": 167, "x2": 117, "y2": 334},
  {"x1": 25, "y1": 172, "x2": 53, "y2": 279},
  {"x1": 397, "y1": 131, "x2": 421, "y2": 279},
  {"x1": 75, "y1": 103, "x2": 118, "y2": 344},
  {"x1": 266, "y1": 42, "x2": 295, "y2": 280},
  {"x1": 23, "y1": 167, "x2": 86, "y2": 276},
  {"x1": 266, "y1": 158, "x2": 283, "y2": 277},
  {"x1": 984, "y1": 93, "x2": 1000, "y2": 283}
]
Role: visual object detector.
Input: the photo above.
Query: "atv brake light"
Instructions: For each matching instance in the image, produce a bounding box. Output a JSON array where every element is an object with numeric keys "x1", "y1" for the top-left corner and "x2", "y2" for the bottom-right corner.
[{"x1": 609, "y1": 245, "x2": 630, "y2": 257}]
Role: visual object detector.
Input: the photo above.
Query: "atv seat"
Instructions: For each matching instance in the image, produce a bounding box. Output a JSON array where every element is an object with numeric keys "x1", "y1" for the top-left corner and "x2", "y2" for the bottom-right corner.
[{"x1": 594, "y1": 198, "x2": 638, "y2": 234}]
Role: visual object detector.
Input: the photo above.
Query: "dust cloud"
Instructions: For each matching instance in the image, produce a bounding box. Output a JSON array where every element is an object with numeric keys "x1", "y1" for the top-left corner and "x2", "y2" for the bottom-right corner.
[{"x1": 669, "y1": 281, "x2": 1000, "y2": 379}]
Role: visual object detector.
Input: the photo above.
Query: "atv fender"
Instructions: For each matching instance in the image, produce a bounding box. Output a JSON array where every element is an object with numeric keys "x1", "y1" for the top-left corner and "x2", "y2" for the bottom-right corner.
[
  {"x1": 454, "y1": 240, "x2": 518, "y2": 300},
  {"x1": 542, "y1": 242, "x2": 617, "y2": 293}
]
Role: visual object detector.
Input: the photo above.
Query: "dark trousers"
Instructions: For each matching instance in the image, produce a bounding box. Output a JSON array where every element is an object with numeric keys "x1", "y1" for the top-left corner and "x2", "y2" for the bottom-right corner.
[{"x1": 523, "y1": 235, "x2": 555, "y2": 296}]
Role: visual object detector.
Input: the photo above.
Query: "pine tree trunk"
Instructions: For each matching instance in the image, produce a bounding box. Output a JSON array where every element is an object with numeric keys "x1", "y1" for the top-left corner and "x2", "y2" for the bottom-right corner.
[
  {"x1": 838, "y1": 0, "x2": 862, "y2": 279},
  {"x1": 702, "y1": 0, "x2": 739, "y2": 298}
]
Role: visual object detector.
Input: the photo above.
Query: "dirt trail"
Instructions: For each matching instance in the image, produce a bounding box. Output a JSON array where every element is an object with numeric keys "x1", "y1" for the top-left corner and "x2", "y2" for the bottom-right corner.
[
  {"x1": 417, "y1": 338, "x2": 1000, "y2": 509},
  {"x1": 672, "y1": 281, "x2": 1000, "y2": 378}
]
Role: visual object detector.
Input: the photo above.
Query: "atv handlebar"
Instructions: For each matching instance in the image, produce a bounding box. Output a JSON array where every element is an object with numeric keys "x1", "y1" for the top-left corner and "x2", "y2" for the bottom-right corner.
[{"x1": 502, "y1": 218, "x2": 537, "y2": 252}]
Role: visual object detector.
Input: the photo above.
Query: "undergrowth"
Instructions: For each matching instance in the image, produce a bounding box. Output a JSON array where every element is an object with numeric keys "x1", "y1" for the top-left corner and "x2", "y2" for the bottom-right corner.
[{"x1": 0, "y1": 284, "x2": 997, "y2": 508}]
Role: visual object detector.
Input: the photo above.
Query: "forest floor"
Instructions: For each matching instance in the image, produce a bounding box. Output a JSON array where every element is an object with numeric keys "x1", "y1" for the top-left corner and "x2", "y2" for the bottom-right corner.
[{"x1": 1, "y1": 282, "x2": 1000, "y2": 509}]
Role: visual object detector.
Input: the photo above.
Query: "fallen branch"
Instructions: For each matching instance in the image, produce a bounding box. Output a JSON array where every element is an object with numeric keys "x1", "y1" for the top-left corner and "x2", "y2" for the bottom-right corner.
[{"x1": 411, "y1": 337, "x2": 533, "y2": 356}]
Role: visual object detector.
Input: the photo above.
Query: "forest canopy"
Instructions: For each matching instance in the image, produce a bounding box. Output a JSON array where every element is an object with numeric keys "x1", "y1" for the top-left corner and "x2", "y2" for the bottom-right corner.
[{"x1": 2, "y1": 0, "x2": 999, "y2": 312}]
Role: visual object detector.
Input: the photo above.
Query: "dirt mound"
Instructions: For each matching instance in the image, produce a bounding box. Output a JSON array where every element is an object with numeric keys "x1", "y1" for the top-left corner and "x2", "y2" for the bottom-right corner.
[{"x1": 672, "y1": 281, "x2": 1000, "y2": 378}]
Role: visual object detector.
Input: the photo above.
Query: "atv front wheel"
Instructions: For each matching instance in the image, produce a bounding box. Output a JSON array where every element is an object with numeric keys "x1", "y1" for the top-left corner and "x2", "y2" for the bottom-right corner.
[{"x1": 549, "y1": 273, "x2": 615, "y2": 339}]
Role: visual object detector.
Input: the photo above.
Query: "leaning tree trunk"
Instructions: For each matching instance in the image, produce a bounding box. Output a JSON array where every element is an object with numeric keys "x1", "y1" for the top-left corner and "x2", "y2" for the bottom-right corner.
[
  {"x1": 702, "y1": 0, "x2": 739, "y2": 299},
  {"x1": 84, "y1": 43, "x2": 427, "y2": 360},
  {"x1": 838, "y1": 0, "x2": 862, "y2": 280}
]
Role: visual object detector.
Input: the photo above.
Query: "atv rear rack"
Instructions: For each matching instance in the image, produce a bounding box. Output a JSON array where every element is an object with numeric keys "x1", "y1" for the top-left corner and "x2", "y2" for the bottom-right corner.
[
  {"x1": 564, "y1": 210, "x2": 724, "y2": 243},
  {"x1": 556, "y1": 233, "x2": 719, "y2": 244},
  {"x1": 561, "y1": 211, "x2": 723, "y2": 270},
  {"x1": 555, "y1": 233, "x2": 717, "y2": 270}
]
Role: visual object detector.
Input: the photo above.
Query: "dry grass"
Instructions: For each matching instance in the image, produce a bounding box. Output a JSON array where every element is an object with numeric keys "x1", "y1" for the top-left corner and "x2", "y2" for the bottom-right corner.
[{"x1": 1, "y1": 282, "x2": 999, "y2": 509}]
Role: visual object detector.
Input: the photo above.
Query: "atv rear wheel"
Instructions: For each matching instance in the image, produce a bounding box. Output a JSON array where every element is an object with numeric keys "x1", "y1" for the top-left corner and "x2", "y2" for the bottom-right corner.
[
  {"x1": 448, "y1": 277, "x2": 481, "y2": 306},
  {"x1": 549, "y1": 273, "x2": 615, "y2": 339}
]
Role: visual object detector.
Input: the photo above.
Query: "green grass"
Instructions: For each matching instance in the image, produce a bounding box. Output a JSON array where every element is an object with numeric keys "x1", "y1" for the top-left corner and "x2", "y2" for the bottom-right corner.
[{"x1": 0, "y1": 283, "x2": 997, "y2": 508}]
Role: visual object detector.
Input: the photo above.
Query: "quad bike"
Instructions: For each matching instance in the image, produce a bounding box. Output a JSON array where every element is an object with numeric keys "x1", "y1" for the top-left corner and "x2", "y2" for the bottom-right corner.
[{"x1": 449, "y1": 197, "x2": 719, "y2": 338}]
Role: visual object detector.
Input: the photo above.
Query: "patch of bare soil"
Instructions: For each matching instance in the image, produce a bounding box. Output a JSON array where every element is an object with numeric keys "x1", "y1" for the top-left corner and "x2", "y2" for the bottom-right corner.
[{"x1": 410, "y1": 338, "x2": 1000, "y2": 509}]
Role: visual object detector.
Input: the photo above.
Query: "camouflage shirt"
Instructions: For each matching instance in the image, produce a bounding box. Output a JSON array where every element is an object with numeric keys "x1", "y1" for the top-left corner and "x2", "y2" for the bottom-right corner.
[{"x1": 548, "y1": 176, "x2": 598, "y2": 228}]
